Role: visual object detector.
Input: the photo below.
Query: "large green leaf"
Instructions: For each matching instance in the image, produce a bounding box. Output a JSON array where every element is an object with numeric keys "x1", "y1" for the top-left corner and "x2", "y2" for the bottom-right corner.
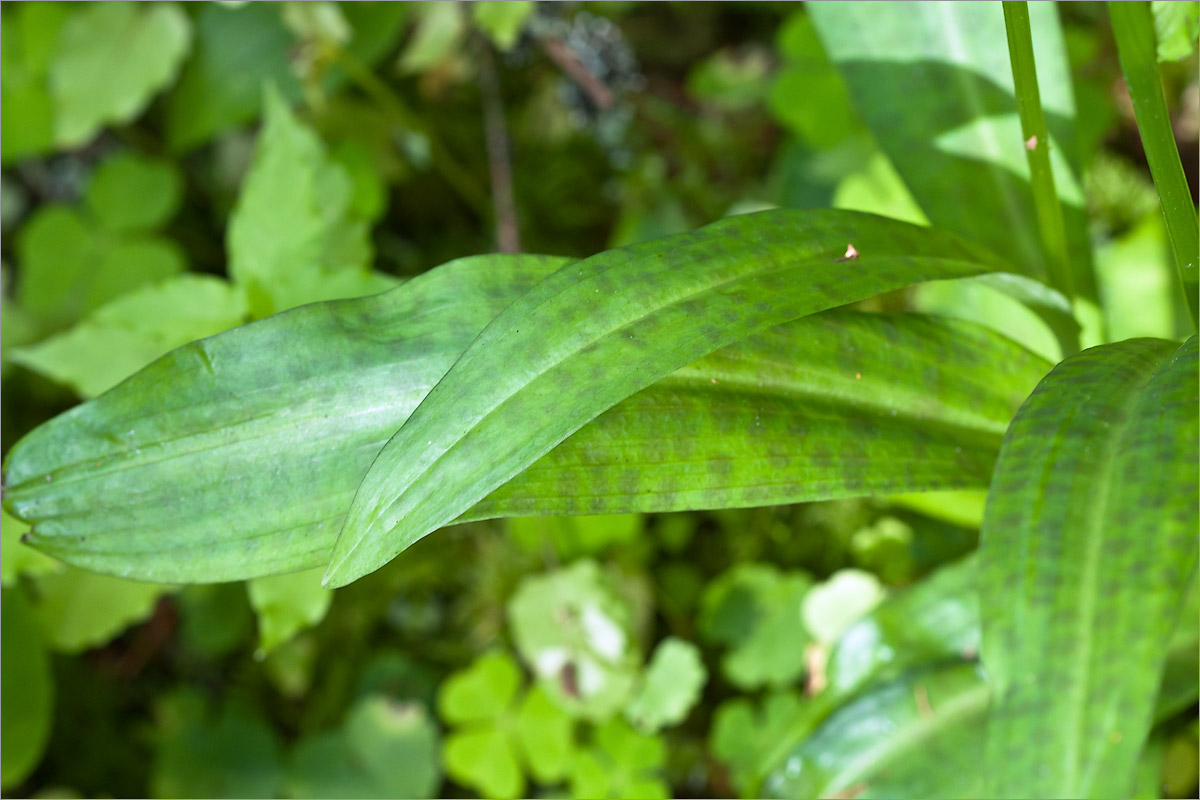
[
  {"x1": 325, "y1": 209, "x2": 1014, "y2": 585},
  {"x1": 808, "y1": 1, "x2": 1094, "y2": 301},
  {"x1": 3, "y1": 244, "x2": 1048, "y2": 584},
  {"x1": 980, "y1": 336, "x2": 1199, "y2": 798}
]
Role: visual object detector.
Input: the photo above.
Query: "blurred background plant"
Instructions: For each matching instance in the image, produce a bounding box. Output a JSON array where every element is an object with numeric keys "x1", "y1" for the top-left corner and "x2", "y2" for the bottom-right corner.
[{"x1": 1, "y1": 2, "x2": 1196, "y2": 797}]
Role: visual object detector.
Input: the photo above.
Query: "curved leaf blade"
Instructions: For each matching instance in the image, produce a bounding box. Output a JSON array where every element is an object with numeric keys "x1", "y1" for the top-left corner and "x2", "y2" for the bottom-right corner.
[
  {"x1": 980, "y1": 335, "x2": 1200, "y2": 798},
  {"x1": 326, "y1": 208, "x2": 1010, "y2": 585},
  {"x1": 4, "y1": 243, "x2": 1041, "y2": 585}
]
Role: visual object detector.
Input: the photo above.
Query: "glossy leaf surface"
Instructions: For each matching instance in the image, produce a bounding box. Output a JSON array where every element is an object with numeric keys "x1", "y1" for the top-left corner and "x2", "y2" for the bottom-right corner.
[
  {"x1": 4, "y1": 247, "x2": 1047, "y2": 584},
  {"x1": 980, "y1": 336, "x2": 1200, "y2": 798},
  {"x1": 327, "y1": 208, "x2": 1011, "y2": 585}
]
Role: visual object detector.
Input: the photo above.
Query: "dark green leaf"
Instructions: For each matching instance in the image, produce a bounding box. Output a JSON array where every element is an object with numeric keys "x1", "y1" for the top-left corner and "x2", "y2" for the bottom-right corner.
[
  {"x1": 325, "y1": 209, "x2": 1012, "y2": 585},
  {"x1": 3, "y1": 249, "x2": 1048, "y2": 584},
  {"x1": 980, "y1": 336, "x2": 1199, "y2": 797}
]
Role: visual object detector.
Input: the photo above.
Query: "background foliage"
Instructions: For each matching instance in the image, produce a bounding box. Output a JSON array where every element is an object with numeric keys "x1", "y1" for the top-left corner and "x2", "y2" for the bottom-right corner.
[{"x1": 1, "y1": 2, "x2": 1197, "y2": 798}]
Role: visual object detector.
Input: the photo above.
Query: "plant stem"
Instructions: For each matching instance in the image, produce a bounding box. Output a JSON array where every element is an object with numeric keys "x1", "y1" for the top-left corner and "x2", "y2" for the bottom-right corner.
[
  {"x1": 478, "y1": 38, "x2": 521, "y2": 253},
  {"x1": 1003, "y1": 1, "x2": 1075, "y2": 309},
  {"x1": 1109, "y1": 0, "x2": 1199, "y2": 329},
  {"x1": 335, "y1": 50, "x2": 492, "y2": 218}
]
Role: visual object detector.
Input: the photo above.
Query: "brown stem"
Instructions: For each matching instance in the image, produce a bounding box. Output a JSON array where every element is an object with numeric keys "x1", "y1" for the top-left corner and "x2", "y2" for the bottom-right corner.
[
  {"x1": 542, "y1": 37, "x2": 615, "y2": 111},
  {"x1": 478, "y1": 39, "x2": 520, "y2": 253}
]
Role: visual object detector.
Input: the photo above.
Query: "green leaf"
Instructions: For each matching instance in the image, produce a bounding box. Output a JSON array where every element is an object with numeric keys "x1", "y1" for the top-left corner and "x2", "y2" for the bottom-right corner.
[
  {"x1": 2, "y1": 249, "x2": 1048, "y2": 584},
  {"x1": 398, "y1": 2, "x2": 465, "y2": 74},
  {"x1": 802, "y1": 568, "x2": 885, "y2": 644},
  {"x1": 515, "y1": 685, "x2": 574, "y2": 784},
  {"x1": 1, "y1": 507, "x2": 61, "y2": 586},
  {"x1": 710, "y1": 692, "x2": 809, "y2": 797},
  {"x1": 624, "y1": 637, "x2": 707, "y2": 732},
  {"x1": 13, "y1": 274, "x2": 246, "y2": 398},
  {"x1": 1153, "y1": 0, "x2": 1199, "y2": 61},
  {"x1": 151, "y1": 691, "x2": 284, "y2": 799},
  {"x1": 288, "y1": 695, "x2": 440, "y2": 799},
  {"x1": 49, "y1": 2, "x2": 191, "y2": 147},
  {"x1": 85, "y1": 153, "x2": 183, "y2": 233},
  {"x1": 762, "y1": 664, "x2": 989, "y2": 799},
  {"x1": 699, "y1": 564, "x2": 813, "y2": 690},
  {"x1": 1, "y1": 588, "x2": 54, "y2": 789},
  {"x1": 507, "y1": 560, "x2": 639, "y2": 720},
  {"x1": 165, "y1": 2, "x2": 299, "y2": 152},
  {"x1": 809, "y1": 0, "x2": 1097, "y2": 305},
  {"x1": 32, "y1": 566, "x2": 170, "y2": 653},
  {"x1": 569, "y1": 719, "x2": 669, "y2": 800},
  {"x1": 0, "y1": 2, "x2": 67, "y2": 164},
  {"x1": 227, "y1": 86, "x2": 373, "y2": 317},
  {"x1": 246, "y1": 568, "x2": 333, "y2": 656},
  {"x1": 325, "y1": 208, "x2": 1012, "y2": 586},
  {"x1": 472, "y1": 1, "x2": 535, "y2": 52},
  {"x1": 980, "y1": 336, "x2": 1200, "y2": 797},
  {"x1": 438, "y1": 651, "x2": 522, "y2": 725},
  {"x1": 443, "y1": 727, "x2": 522, "y2": 800}
]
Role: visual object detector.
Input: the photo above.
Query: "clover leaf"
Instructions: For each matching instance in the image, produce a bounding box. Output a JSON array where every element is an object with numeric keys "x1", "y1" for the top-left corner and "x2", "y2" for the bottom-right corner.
[{"x1": 437, "y1": 651, "x2": 574, "y2": 799}]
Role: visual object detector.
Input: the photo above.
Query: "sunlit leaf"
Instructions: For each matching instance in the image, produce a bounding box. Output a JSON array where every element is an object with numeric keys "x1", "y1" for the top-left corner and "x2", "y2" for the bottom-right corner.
[
  {"x1": 624, "y1": 637, "x2": 707, "y2": 732},
  {"x1": 49, "y1": 2, "x2": 191, "y2": 147},
  {"x1": 32, "y1": 567, "x2": 170, "y2": 653},
  {"x1": 246, "y1": 568, "x2": 332, "y2": 656}
]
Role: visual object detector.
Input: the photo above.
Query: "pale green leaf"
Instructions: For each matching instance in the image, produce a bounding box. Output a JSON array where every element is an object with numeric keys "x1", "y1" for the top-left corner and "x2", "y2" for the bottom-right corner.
[
  {"x1": 49, "y1": 2, "x2": 191, "y2": 147},
  {"x1": 443, "y1": 728, "x2": 523, "y2": 800},
  {"x1": 624, "y1": 637, "x2": 707, "y2": 732},
  {"x1": 472, "y1": 1, "x2": 534, "y2": 52},
  {"x1": 227, "y1": 86, "x2": 372, "y2": 317},
  {"x1": 802, "y1": 568, "x2": 886, "y2": 644},
  {"x1": 981, "y1": 336, "x2": 1200, "y2": 797},
  {"x1": 32, "y1": 566, "x2": 169, "y2": 653},
  {"x1": 13, "y1": 274, "x2": 246, "y2": 398},
  {"x1": 515, "y1": 685, "x2": 574, "y2": 784},
  {"x1": 1153, "y1": 0, "x2": 1199, "y2": 61},
  {"x1": 398, "y1": 2, "x2": 465, "y2": 74},
  {"x1": 507, "y1": 560, "x2": 639, "y2": 720},
  {"x1": 1, "y1": 588, "x2": 54, "y2": 789},
  {"x1": 326, "y1": 209, "x2": 1013, "y2": 586},
  {"x1": 246, "y1": 568, "x2": 332, "y2": 656}
]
